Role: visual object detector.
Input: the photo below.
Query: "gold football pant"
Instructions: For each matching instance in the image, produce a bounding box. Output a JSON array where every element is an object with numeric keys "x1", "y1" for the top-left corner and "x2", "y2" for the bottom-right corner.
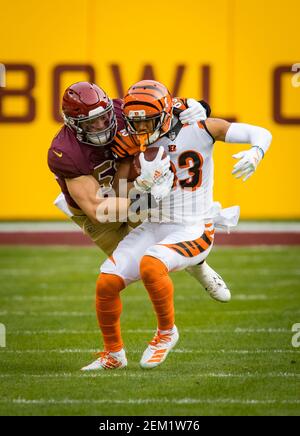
[{"x1": 69, "y1": 206, "x2": 132, "y2": 257}]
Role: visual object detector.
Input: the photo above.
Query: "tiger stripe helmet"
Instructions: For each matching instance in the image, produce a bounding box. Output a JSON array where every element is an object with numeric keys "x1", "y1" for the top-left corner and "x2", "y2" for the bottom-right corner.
[{"x1": 122, "y1": 80, "x2": 173, "y2": 151}]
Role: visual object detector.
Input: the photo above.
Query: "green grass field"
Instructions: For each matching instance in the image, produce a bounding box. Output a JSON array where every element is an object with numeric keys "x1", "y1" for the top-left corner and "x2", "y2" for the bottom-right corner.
[{"x1": 0, "y1": 245, "x2": 299, "y2": 416}]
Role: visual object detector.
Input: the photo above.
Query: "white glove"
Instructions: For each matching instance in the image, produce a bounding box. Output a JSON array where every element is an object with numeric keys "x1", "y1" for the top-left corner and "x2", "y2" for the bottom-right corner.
[
  {"x1": 151, "y1": 171, "x2": 174, "y2": 201},
  {"x1": 179, "y1": 98, "x2": 207, "y2": 124},
  {"x1": 134, "y1": 176, "x2": 152, "y2": 194},
  {"x1": 232, "y1": 147, "x2": 264, "y2": 181},
  {"x1": 139, "y1": 146, "x2": 170, "y2": 186}
]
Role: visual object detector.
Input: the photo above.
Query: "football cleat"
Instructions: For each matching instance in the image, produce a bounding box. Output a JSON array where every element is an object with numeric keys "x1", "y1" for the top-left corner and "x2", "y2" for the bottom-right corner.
[
  {"x1": 186, "y1": 261, "x2": 231, "y2": 303},
  {"x1": 81, "y1": 349, "x2": 127, "y2": 371},
  {"x1": 140, "y1": 326, "x2": 179, "y2": 369}
]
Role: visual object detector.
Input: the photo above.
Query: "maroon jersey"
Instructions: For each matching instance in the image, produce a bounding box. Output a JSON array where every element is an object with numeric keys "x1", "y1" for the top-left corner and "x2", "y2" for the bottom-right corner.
[{"x1": 48, "y1": 99, "x2": 125, "y2": 209}]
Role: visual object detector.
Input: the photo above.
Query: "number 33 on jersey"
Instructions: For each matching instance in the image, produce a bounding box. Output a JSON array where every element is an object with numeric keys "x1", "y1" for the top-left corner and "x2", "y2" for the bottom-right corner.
[{"x1": 161, "y1": 120, "x2": 215, "y2": 224}]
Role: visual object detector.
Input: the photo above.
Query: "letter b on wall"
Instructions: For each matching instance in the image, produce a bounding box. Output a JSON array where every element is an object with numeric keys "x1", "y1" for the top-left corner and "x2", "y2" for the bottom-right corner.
[{"x1": 0, "y1": 64, "x2": 36, "y2": 123}]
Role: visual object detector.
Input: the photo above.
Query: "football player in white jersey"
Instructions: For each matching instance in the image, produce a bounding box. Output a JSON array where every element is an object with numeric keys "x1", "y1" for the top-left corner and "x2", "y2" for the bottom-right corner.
[{"x1": 82, "y1": 80, "x2": 272, "y2": 371}]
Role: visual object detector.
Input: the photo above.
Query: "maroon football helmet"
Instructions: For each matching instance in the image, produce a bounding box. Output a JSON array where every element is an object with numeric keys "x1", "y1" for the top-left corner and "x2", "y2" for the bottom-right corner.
[{"x1": 62, "y1": 82, "x2": 117, "y2": 146}]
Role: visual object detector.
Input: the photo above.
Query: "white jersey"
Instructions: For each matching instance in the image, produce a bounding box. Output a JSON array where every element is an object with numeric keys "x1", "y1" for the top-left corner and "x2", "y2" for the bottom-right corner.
[{"x1": 149, "y1": 121, "x2": 215, "y2": 225}]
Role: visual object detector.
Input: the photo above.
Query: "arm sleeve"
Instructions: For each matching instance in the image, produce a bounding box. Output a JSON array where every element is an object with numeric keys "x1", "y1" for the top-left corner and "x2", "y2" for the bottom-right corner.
[
  {"x1": 225, "y1": 123, "x2": 272, "y2": 155},
  {"x1": 111, "y1": 133, "x2": 140, "y2": 159}
]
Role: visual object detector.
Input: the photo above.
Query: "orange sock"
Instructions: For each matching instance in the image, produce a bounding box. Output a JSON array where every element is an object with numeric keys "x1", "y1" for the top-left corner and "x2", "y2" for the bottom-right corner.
[
  {"x1": 140, "y1": 255, "x2": 174, "y2": 331},
  {"x1": 95, "y1": 273, "x2": 125, "y2": 352}
]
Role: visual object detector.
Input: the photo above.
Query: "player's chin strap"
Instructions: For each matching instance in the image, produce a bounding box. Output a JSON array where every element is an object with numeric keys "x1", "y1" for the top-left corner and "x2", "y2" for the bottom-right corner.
[{"x1": 138, "y1": 131, "x2": 161, "y2": 151}]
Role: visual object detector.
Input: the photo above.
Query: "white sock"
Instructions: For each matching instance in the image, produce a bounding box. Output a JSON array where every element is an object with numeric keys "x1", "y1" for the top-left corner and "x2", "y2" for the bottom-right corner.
[
  {"x1": 158, "y1": 326, "x2": 176, "y2": 335},
  {"x1": 110, "y1": 349, "x2": 125, "y2": 358}
]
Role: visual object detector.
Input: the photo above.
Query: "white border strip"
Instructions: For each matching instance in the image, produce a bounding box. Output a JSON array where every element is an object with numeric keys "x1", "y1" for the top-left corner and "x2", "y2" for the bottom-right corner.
[{"x1": 1, "y1": 221, "x2": 300, "y2": 232}]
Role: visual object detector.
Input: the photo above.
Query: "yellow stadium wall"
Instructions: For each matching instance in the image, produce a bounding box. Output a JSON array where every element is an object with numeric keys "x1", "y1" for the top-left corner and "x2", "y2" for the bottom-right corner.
[{"x1": 0, "y1": 0, "x2": 299, "y2": 220}]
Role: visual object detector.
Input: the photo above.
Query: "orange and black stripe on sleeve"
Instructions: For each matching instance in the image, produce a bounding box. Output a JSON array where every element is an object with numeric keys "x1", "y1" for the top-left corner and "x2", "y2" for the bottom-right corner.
[
  {"x1": 111, "y1": 132, "x2": 138, "y2": 158},
  {"x1": 172, "y1": 97, "x2": 188, "y2": 116}
]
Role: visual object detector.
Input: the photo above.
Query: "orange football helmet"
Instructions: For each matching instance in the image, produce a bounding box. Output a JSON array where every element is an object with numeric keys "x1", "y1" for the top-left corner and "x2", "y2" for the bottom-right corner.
[{"x1": 122, "y1": 80, "x2": 173, "y2": 151}]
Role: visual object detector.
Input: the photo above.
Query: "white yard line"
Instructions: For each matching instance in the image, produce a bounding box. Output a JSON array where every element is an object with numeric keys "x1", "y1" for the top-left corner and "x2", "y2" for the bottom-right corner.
[
  {"x1": 1, "y1": 348, "x2": 298, "y2": 355},
  {"x1": 2, "y1": 268, "x2": 299, "y2": 276},
  {"x1": 0, "y1": 296, "x2": 94, "y2": 302},
  {"x1": 1, "y1": 309, "x2": 299, "y2": 317},
  {"x1": 0, "y1": 292, "x2": 294, "y2": 303},
  {"x1": 0, "y1": 294, "x2": 294, "y2": 302},
  {"x1": 0, "y1": 398, "x2": 299, "y2": 406},
  {"x1": 4, "y1": 328, "x2": 295, "y2": 335},
  {"x1": 0, "y1": 311, "x2": 93, "y2": 317},
  {"x1": 0, "y1": 372, "x2": 299, "y2": 379}
]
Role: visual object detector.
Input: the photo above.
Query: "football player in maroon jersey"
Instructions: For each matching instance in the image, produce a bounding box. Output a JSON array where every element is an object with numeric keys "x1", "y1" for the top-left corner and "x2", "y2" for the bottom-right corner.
[{"x1": 48, "y1": 81, "x2": 210, "y2": 255}]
